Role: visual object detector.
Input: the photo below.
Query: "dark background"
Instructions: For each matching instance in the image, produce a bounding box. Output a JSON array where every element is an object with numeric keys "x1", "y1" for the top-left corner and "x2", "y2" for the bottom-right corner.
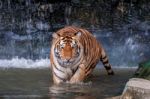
[{"x1": 0, "y1": 0, "x2": 149, "y2": 66}]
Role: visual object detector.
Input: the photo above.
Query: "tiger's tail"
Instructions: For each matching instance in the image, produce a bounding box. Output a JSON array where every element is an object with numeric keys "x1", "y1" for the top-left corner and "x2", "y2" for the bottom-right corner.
[{"x1": 100, "y1": 49, "x2": 114, "y2": 75}]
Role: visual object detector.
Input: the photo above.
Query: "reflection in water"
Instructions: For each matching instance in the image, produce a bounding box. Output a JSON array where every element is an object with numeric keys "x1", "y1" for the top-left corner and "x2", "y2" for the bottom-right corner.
[
  {"x1": 47, "y1": 68, "x2": 135, "y2": 99},
  {"x1": 49, "y1": 82, "x2": 95, "y2": 99},
  {"x1": 0, "y1": 68, "x2": 135, "y2": 99}
]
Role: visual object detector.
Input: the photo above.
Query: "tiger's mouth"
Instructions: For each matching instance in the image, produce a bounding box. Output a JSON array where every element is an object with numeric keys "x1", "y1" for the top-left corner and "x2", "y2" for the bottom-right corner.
[
  {"x1": 55, "y1": 52, "x2": 80, "y2": 67},
  {"x1": 57, "y1": 59, "x2": 75, "y2": 66},
  {"x1": 54, "y1": 48, "x2": 80, "y2": 67}
]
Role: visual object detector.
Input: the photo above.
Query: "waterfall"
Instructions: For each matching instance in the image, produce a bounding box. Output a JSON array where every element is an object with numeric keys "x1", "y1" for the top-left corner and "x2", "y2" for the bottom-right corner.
[{"x1": 0, "y1": 0, "x2": 149, "y2": 68}]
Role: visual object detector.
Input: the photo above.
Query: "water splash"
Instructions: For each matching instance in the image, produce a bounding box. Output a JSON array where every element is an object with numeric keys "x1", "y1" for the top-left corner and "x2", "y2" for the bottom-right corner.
[{"x1": 0, "y1": 57, "x2": 50, "y2": 68}]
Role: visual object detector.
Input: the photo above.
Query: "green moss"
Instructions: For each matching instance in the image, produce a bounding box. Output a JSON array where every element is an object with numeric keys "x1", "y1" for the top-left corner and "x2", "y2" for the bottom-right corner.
[
  {"x1": 134, "y1": 61, "x2": 150, "y2": 80},
  {"x1": 140, "y1": 61, "x2": 150, "y2": 67}
]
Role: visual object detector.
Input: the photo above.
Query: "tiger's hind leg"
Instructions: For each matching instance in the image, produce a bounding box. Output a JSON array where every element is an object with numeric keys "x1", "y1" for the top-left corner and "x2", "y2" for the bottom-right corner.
[{"x1": 100, "y1": 49, "x2": 114, "y2": 75}]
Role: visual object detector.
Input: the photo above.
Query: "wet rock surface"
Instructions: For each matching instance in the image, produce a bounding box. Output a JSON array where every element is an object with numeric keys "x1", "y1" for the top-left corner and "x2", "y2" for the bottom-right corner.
[{"x1": 121, "y1": 78, "x2": 150, "y2": 99}]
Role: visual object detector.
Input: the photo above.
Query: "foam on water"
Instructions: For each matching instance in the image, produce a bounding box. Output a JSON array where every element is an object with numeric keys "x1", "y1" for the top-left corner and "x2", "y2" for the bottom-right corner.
[
  {"x1": 0, "y1": 57, "x2": 137, "y2": 69},
  {"x1": 0, "y1": 57, "x2": 50, "y2": 68}
]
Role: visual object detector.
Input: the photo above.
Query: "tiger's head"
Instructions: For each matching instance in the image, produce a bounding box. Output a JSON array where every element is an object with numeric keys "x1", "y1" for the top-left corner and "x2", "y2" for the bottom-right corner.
[{"x1": 52, "y1": 31, "x2": 83, "y2": 67}]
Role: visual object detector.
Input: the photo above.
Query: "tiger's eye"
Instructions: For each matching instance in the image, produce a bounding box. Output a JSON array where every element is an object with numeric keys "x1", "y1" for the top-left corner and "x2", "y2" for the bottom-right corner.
[
  {"x1": 71, "y1": 40, "x2": 76, "y2": 48},
  {"x1": 60, "y1": 44, "x2": 65, "y2": 49}
]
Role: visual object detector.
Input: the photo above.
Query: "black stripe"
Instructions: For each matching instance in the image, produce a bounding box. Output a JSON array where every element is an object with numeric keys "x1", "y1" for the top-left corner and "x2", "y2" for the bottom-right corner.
[
  {"x1": 104, "y1": 66, "x2": 111, "y2": 70},
  {"x1": 108, "y1": 71, "x2": 114, "y2": 75},
  {"x1": 60, "y1": 64, "x2": 67, "y2": 68},
  {"x1": 53, "y1": 64, "x2": 65, "y2": 73},
  {"x1": 85, "y1": 63, "x2": 95, "y2": 74},
  {"x1": 72, "y1": 66, "x2": 78, "y2": 74},
  {"x1": 53, "y1": 71, "x2": 65, "y2": 81},
  {"x1": 103, "y1": 60, "x2": 109, "y2": 64},
  {"x1": 101, "y1": 56, "x2": 107, "y2": 60}
]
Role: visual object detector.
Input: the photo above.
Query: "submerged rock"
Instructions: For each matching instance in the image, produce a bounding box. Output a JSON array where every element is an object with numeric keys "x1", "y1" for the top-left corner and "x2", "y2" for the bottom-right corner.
[{"x1": 121, "y1": 78, "x2": 150, "y2": 99}]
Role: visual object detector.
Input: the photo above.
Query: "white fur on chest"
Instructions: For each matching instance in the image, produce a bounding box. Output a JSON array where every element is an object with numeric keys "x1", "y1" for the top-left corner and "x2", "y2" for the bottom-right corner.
[{"x1": 51, "y1": 40, "x2": 84, "y2": 80}]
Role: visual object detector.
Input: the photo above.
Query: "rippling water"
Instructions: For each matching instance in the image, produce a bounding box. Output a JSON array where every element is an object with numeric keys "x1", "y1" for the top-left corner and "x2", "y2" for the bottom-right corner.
[{"x1": 0, "y1": 68, "x2": 135, "y2": 99}]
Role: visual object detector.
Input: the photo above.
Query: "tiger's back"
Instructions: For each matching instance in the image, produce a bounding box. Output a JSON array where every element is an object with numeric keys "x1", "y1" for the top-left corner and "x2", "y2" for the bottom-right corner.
[{"x1": 76, "y1": 28, "x2": 102, "y2": 75}]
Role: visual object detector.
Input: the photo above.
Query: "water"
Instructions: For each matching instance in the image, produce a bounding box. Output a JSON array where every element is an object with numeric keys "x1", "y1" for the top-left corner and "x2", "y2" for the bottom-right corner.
[{"x1": 0, "y1": 68, "x2": 135, "y2": 99}]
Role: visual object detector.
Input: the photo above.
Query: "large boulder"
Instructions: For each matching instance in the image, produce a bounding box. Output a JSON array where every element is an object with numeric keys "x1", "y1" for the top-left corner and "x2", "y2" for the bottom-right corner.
[{"x1": 120, "y1": 78, "x2": 150, "y2": 99}]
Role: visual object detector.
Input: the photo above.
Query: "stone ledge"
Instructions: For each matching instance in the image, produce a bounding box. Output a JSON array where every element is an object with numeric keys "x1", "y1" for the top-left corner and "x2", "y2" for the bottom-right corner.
[{"x1": 121, "y1": 78, "x2": 150, "y2": 99}]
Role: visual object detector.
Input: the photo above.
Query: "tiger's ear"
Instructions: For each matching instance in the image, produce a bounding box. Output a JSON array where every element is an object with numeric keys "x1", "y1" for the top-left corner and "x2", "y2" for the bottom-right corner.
[
  {"x1": 75, "y1": 31, "x2": 81, "y2": 37},
  {"x1": 52, "y1": 33, "x2": 60, "y2": 38}
]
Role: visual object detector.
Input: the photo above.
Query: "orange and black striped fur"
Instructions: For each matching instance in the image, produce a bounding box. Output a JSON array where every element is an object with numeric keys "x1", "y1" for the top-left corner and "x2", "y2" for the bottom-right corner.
[{"x1": 50, "y1": 26, "x2": 114, "y2": 84}]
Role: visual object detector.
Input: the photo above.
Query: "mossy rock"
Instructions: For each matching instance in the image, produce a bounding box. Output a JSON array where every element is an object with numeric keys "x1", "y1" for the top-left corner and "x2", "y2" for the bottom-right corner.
[{"x1": 134, "y1": 60, "x2": 150, "y2": 80}]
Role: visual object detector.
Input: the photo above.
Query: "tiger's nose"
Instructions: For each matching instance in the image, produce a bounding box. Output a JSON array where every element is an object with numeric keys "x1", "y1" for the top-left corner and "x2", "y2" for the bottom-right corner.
[
  {"x1": 65, "y1": 57, "x2": 71, "y2": 62},
  {"x1": 66, "y1": 57, "x2": 71, "y2": 60}
]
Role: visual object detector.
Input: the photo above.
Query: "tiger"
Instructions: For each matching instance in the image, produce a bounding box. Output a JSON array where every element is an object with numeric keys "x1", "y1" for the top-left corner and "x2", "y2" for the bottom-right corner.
[{"x1": 50, "y1": 26, "x2": 114, "y2": 84}]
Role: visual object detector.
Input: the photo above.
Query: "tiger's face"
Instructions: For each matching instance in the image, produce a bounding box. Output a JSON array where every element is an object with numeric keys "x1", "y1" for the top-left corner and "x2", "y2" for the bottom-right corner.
[{"x1": 52, "y1": 32, "x2": 82, "y2": 67}]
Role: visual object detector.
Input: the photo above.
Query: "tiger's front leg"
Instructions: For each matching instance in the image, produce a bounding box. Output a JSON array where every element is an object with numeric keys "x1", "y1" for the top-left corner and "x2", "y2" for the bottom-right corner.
[{"x1": 70, "y1": 64, "x2": 86, "y2": 83}]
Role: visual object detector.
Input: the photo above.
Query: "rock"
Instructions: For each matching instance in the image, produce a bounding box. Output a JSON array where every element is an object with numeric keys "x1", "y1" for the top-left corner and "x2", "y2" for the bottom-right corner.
[
  {"x1": 134, "y1": 60, "x2": 150, "y2": 80},
  {"x1": 121, "y1": 78, "x2": 150, "y2": 99},
  {"x1": 106, "y1": 96, "x2": 121, "y2": 99}
]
